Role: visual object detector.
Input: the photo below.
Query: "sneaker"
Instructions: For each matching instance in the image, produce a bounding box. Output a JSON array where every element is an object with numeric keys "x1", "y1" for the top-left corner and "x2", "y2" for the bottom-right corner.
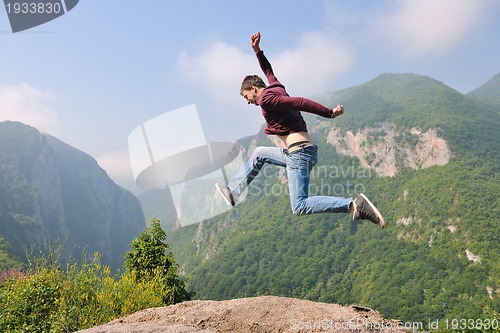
[
  {"x1": 352, "y1": 193, "x2": 386, "y2": 228},
  {"x1": 215, "y1": 183, "x2": 236, "y2": 206}
]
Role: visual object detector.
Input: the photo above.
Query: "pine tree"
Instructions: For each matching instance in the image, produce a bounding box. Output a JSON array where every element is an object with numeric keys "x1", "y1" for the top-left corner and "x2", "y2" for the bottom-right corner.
[{"x1": 124, "y1": 218, "x2": 193, "y2": 304}]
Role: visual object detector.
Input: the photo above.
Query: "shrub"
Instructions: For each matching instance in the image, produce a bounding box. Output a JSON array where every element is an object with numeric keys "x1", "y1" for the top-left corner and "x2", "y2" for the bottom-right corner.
[
  {"x1": 0, "y1": 220, "x2": 193, "y2": 332},
  {"x1": 124, "y1": 218, "x2": 194, "y2": 305}
]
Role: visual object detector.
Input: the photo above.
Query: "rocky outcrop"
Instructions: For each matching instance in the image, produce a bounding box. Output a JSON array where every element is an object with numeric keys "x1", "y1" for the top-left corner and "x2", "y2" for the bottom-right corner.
[
  {"x1": 76, "y1": 296, "x2": 408, "y2": 333},
  {"x1": 324, "y1": 122, "x2": 452, "y2": 177}
]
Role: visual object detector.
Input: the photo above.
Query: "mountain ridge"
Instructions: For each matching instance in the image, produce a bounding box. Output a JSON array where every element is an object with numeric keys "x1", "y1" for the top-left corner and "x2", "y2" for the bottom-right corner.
[
  {"x1": 0, "y1": 121, "x2": 146, "y2": 271},
  {"x1": 467, "y1": 72, "x2": 500, "y2": 110},
  {"x1": 316, "y1": 73, "x2": 499, "y2": 161},
  {"x1": 161, "y1": 72, "x2": 499, "y2": 323}
]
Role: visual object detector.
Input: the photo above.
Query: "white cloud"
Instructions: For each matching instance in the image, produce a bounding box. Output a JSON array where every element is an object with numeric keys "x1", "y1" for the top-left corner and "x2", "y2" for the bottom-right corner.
[
  {"x1": 0, "y1": 83, "x2": 59, "y2": 133},
  {"x1": 376, "y1": 0, "x2": 498, "y2": 59},
  {"x1": 178, "y1": 42, "x2": 257, "y2": 103},
  {"x1": 272, "y1": 31, "x2": 352, "y2": 96},
  {"x1": 176, "y1": 32, "x2": 353, "y2": 141},
  {"x1": 177, "y1": 31, "x2": 353, "y2": 99}
]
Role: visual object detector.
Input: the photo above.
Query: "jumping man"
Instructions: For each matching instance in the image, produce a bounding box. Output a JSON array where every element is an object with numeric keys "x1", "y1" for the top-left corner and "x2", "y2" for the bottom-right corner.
[{"x1": 216, "y1": 32, "x2": 385, "y2": 228}]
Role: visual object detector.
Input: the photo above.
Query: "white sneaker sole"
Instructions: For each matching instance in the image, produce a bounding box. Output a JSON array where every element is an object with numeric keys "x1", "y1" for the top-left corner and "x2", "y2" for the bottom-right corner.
[
  {"x1": 215, "y1": 183, "x2": 235, "y2": 207},
  {"x1": 360, "y1": 193, "x2": 386, "y2": 228}
]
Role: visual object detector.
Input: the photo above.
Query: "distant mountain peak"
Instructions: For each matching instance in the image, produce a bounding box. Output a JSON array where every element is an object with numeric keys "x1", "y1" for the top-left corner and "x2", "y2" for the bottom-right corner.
[
  {"x1": 367, "y1": 72, "x2": 445, "y2": 86},
  {"x1": 467, "y1": 73, "x2": 500, "y2": 108}
]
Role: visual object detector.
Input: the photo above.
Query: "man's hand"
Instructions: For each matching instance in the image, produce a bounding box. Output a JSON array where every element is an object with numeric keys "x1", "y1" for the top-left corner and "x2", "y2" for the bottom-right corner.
[
  {"x1": 332, "y1": 104, "x2": 344, "y2": 118},
  {"x1": 250, "y1": 32, "x2": 261, "y2": 53}
]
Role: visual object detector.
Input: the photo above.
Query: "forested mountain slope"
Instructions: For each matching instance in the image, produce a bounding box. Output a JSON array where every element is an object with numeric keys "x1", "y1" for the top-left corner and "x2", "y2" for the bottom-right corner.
[
  {"x1": 467, "y1": 72, "x2": 500, "y2": 111},
  {"x1": 0, "y1": 121, "x2": 145, "y2": 271},
  {"x1": 162, "y1": 73, "x2": 499, "y2": 323}
]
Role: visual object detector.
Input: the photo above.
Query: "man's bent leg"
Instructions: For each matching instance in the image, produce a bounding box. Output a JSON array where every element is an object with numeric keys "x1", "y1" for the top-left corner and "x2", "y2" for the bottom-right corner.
[
  {"x1": 287, "y1": 147, "x2": 351, "y2": 215},
  {"x1": 228, "y1": 146, "x2": 286, "y2": 199}
]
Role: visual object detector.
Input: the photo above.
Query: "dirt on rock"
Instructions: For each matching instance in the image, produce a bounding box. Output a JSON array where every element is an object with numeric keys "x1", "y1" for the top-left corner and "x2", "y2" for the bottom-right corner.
[{"x1": 75, "y1": 296, "x2": 410, "y2": 333}]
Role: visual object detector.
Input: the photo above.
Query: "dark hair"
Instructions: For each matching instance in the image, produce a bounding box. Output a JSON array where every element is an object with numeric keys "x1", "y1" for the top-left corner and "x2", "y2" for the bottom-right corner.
[{"x1": 240, "y1": 75, "x2": 266, "y2": 94}]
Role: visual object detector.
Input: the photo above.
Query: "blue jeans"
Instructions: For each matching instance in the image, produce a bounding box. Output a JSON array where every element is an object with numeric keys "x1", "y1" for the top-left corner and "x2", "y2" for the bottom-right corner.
[{"x1": 228, "y1": 145, "x2": 352, "y2": 215}]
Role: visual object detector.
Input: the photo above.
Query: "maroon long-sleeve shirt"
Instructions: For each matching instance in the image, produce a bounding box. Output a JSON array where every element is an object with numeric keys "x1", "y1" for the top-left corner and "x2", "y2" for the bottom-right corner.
[{"x1": 255, "y1": 50, "x2": 334, "y2": 136}]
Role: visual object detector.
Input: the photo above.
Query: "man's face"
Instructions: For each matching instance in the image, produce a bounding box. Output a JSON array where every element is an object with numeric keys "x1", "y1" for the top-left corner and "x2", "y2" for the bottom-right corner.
[{"x1": 242, "y1": 87, "x2": 258, "y2": 105}]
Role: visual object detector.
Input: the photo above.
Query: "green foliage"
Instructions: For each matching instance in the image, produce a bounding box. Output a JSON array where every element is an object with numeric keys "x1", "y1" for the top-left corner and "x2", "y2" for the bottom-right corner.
[
  {"x1": 0, "y1": 220, "x2": 192, "y2": 332},
  {"x1": 166, "y1": 152, "x2": 499, "y2": 323},
  {"x1": 124, "y1": 218, "x2": 194, "y2": 305},
  {"x1": 0, "y1": 238, "x2": 22, "y2": 271},
  {"x1": 0, "y1": 251, "x2": 166, "y2": 332},
  {"x1": 467, "y1": 73, "x2": 500, "y2": 111}
]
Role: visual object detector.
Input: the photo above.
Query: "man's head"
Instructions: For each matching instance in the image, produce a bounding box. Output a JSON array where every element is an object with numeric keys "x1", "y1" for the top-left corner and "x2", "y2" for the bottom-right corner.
[{"x1": 240, "y1": 75, "x2": 266, "y2": 105}]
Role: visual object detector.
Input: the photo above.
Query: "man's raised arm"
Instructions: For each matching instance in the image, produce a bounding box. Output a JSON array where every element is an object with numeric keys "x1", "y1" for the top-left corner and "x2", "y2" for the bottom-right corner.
[{"x1": 250, "y1": 32, "x2": 278, "y2": 85}]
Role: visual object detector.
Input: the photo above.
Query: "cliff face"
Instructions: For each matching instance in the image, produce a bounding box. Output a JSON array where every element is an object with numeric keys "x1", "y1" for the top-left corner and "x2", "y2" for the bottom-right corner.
[
  {"x1": 28, "y1": 133, "x2": 68, "y2": 248},
  {"x1": 0, "y1": 121, "x2": 145, "y2": 270},
  {"x1": 323, "y1": 122, "x2": 452, "y2": 177}
]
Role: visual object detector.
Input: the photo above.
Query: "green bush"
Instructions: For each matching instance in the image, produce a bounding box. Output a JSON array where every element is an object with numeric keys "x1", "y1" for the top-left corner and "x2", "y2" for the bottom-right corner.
[
  {"x1": 0, "y1": 220, "x2": 192, "y2": 332},
  {"x1": 0, "y1": 253, "x2": 166, "y2": 332},
  {"x1": 125, "y1": 218, "x2": 194, "y2": 304}
]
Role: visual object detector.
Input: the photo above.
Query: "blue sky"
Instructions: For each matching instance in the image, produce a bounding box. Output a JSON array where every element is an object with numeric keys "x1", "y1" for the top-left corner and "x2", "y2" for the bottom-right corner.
[{"x1": 1, "y1": 0, "x2": 499, "y2": 193}]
